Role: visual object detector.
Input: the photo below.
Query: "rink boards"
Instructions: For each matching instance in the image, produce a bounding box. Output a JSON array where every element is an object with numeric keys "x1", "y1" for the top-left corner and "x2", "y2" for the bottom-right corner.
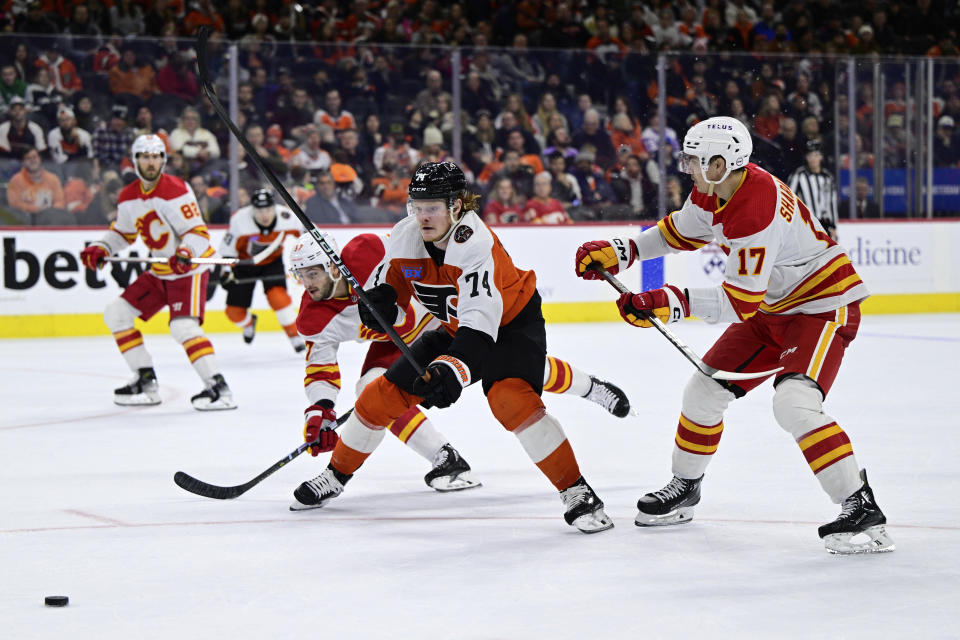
[{"x1": 1, "y1": 221, "x2": 959, "y2": 337}]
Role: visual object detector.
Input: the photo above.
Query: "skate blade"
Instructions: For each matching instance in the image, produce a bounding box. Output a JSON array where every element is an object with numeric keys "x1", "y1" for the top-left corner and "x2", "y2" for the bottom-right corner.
[
  {"x1": 289, "y1": 501, "x2": 325, "y2": 511},
  {"x1": 634, "y1": 506, "x2": 695, "y2": 527},
  {"x1": 114, "y1": 393, "x2": 161, "y2": 406},
  {"x1": 192, "y1": 397, "x2": 238, "y2": 411},
  {"x1": 571, "y1": 509, "x2": 615, "y2": 534},
  {"x1": 428, "y1": 472, "x2": 482, "y2": 492},
  {"x1": 824, "y1": 525, "x2": 896, "y2": 554}
]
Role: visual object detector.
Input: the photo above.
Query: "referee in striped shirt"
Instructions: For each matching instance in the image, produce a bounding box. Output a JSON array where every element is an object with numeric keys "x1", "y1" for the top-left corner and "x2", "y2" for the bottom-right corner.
[{"x1": 788, "y1": 140, "x2": 838, "y2": 239}]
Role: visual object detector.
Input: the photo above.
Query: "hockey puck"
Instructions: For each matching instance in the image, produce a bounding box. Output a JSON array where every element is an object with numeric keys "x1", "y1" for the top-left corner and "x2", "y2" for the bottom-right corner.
[{"x1": 44, "y1": 596, "x2": 69, "y2": 607}]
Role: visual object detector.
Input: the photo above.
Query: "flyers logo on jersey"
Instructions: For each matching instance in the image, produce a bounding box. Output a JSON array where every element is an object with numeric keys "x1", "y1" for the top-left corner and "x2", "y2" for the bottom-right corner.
[
  {"x1": 454, "y1": 226, "x2": 473, "y2": 244},
  {"x1": 136, "y1": 210, "x2": 170, "y2": 250},
  {"x1": 412, "y1": 281, "x2": 458, "y2": 322}
]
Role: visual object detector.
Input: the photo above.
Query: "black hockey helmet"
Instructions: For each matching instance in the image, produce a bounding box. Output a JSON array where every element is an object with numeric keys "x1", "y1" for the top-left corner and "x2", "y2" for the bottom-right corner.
[
  {"x1": 408, "y1": 161, "x2": 466, "y2": 204},
  {"x1": 251, "y1": 188, "x2": 275, "y2": 208}
]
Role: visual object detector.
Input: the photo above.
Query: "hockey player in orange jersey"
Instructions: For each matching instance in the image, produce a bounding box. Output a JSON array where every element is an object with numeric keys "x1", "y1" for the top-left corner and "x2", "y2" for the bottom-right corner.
[
  {"x1": 79, "y1": 134, "x2": 236, "y2": 411},
  {"x1": 575, "y1": 116, "x2": 893, "y2": 553},
  {"x1": 218, "y1": 187, "x2": 304, "y2": 352},
  {"x1": 287, "y1": 230, "x2": 633, "y2": 502},
  {"x1": 289, "y1": 162, "x2": 615, "y2": 533}
]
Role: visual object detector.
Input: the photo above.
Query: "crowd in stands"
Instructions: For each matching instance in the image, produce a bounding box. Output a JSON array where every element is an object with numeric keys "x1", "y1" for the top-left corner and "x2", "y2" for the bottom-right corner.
[{"x1": 1, "y1": 0, "x2": 959, "y2": 225}]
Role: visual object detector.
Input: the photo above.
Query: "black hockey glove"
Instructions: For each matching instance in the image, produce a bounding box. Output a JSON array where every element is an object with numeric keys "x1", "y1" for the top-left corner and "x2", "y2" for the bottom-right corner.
[
  {"x1": 412, "y1": 356, "x2": 471, "y2": 409},
  {"x1": 358, "y1": 283, "x2": 399, "y2": 333}
]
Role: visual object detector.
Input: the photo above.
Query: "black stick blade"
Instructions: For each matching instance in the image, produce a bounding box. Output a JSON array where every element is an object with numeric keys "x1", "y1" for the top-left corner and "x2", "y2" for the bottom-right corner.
[{"x1": 174, "y1": 471, "x2": 250, "y2": 500}]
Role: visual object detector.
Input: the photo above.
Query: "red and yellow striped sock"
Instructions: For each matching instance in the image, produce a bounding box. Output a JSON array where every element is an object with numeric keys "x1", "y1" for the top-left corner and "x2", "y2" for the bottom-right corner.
[
  {"x1": 543, "y1": 356, "x2": 574, "y2": 393},
  {"x1": 389, "y1": 407, "x2": 427, "y2": 443},
  {"x1": 114, "y1": 328, "x2": 144, "y2": 353},
  {"x1": 674, "y1": 414, "x2": 723, "y2": 456},
  {"x1": 797, "y1": 422, "x2": 853, "y2": 474},
  {"x1": 182, "y1": 336, "x2": 215, "y2": 363}
]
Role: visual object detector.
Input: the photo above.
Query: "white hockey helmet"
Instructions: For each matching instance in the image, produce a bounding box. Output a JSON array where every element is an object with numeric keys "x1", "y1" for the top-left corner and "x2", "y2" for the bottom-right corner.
[
  {"x1": 131, "y1": 134, "x2": 167, "y2": 181},
  {"x1": 680, "y1": 116, "x2": 753, "y2": 186},
  {"x1": 289, "y1": 230, "x2": 339, "y2": 273}
]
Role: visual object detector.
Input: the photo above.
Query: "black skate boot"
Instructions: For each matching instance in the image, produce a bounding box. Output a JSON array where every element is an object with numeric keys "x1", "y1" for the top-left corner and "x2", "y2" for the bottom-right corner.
[
  {"x1": 561, "y1": 477, "x2": 614, "y2": 533},
  {"x1": 190, "y1": 374, "x2": 237, "y2": 411},
  {"x1": 290, "y1": 465, "x2": 352, "y2": 511},
  {"x1": 583, "y1": 376, "x2": 632, "y2": 418},
  {"x1": 819, "y1": 469, "x2": 895, "y2": 554},
  {"x1": 635, "y1": 475, "x2": 703, "y2": 526},
  {"x1": 243, "y1": 314, "x2": 258, "y2": 344},
  {"x1": 114, "y1": 367, "x2": 161, "y2": 406},
  {"x1": 424, "y1": 444, "x2": 482, "y2": 492}
]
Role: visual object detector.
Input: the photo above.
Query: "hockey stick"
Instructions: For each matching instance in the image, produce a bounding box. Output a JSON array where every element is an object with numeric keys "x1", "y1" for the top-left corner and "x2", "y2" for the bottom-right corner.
[
  {"x1": 591, "y1": 265, "x2": 783, "y2": 382},
  {"x1": 222, "y1": 274, "x2": 289, "y2": 286},
  {"x1": 174, "y1": 410, "x2": 353, "y2": 500},
  {"x1": 105, "y1": 231, "x2": 288, "y2": 268},
  {"x1": 196, "y1": 27, "x2": 427, "y2": 378},
  {"x1": 105, "y1": 255, "x2": 241, "y2": 266}
]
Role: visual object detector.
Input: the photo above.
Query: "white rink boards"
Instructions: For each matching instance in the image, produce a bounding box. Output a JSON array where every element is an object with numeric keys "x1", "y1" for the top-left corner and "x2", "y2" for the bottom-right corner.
[{"x1": 2, "y1": 316, "x2": 959, "y2": 639}]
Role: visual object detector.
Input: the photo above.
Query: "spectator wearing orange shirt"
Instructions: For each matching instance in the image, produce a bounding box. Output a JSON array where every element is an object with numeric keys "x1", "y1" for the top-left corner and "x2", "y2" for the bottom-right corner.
[
  {"x1": 369, "y1": 148, "x2": 410, "y2": 215},
  {"x1": 109, "y1": 47, "x2": 158, "y2": 104},
  {"x1": 264, "y1": 124, "x2": 292, "y2": 163},
  {"x1": 585, "y1": 19, "x2": 627, "y2": 65},
  {"x1": 6, "y1": 148, "x2": 65, "y2": 216},
  {"x1": 34, "y1": 43, "x2": 82, "y2": 96},
  {"x1": 524, "y1": 172, "x2": 572, "y2": 224},
  {"x1": 184, "y1": 0, "x2": 225, "y2": 35},
  {"x1": 504, "y1": 127, "x2": 544, "y2": 175},
  {"x1": 609, "y1": 114, "x2": 646, "y2": 158},
  {"x1": 313, "y1": 88, "x2": 357, "y2": 132}
]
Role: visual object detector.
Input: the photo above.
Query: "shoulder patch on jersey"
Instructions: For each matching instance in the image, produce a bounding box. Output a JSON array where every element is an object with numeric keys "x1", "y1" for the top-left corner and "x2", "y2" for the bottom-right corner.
[
  {"x1": 721, "y1": 165, "x2": 777, "y2": 240},
  {"x1": 454, "y1": 225, "x2": 473, "y2": 243}
]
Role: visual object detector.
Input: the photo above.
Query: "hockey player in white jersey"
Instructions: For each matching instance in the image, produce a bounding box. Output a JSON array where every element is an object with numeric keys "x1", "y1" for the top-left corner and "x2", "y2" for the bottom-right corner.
[
  {"x1": 290, "y1": 162, "x2": 622, "y2": 533},
  {"x1": 218, "y1": 187, "x2": 304, "y2": 352},
  {"x1": 79, "y1": 134, "x2": 236, "y2": 411},
  {"x1": 575, "y1": 116, "x2": 893, "y2": 554},
  {"x1": 287, "y1": 230, "x2": 632, "y2": 510},
  {"x1": 288, "y1": 231, "x2": 480, "y2": 501}
]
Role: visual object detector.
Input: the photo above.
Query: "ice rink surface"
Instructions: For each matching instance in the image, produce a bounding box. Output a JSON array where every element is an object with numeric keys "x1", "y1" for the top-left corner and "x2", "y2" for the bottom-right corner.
[{"x1": 2, "y1": 315, "x2": 959, "y2": 639}]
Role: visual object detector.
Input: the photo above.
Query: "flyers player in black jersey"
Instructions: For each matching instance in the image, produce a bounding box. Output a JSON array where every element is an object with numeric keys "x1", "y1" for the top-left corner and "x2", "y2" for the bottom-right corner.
[{"x1": 289, "y1": 162, "x2": 614, "y2": 533}]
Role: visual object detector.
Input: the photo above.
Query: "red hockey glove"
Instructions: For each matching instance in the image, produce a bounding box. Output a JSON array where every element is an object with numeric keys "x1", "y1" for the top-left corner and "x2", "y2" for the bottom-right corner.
[
  {"x1": 617, "y1": 284, "x2": 690, "y2": 328},
  {"x1": 304, "y1": 402, "x2": 339, "y2": 456},
  {"x1": 168, "y1": 246, "x2": 194, "y2": 275},
  {"x1": 575, "y1": 238, "x2": 636, "y2": 280},
  {"x1": 80, "y1": 244, "x2": 109, "y2": 271}
]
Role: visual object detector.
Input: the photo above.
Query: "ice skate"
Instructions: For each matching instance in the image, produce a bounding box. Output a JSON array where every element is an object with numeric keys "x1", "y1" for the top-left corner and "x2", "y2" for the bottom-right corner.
[
  {"x1": 114, "y1": 367, "x2": 161, "y2": 406},
  {"x1": 560, "y1": 477, "x2": 613, "y2": 533},
  {"x1": 289, "y1": 334, "x2": 306, "y2": 354},
  {"x1": 584, "y1": 376, "x2": 632, "y2": 418},
  {"x1": 190, "y1": 374, "x2": 237, "y2": 411},
  {"x1": 424, "y1": 444, "x2": 481, "y2": 492},
  {"x1": 819, "y1": 469, "x2": 895, "y2": 554},
  {"x1": 635, "y1": 475, "x2": 702, "y2": 526},
  {"x1": 290, "y1": 466, "x2": 351, "y2": 511},
  {"x1": 242, "y1": 314, "x2": 258, "y2": 344}
]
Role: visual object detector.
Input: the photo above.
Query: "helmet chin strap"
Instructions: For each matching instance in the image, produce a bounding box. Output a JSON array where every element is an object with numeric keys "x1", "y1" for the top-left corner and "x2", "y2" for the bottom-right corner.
[
  {"x1": 700, "y1": 161, "x2": 732, "y2": 197},
  {"x1": 324, "y1": 268, "x2": 344, "y2": 300}
]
